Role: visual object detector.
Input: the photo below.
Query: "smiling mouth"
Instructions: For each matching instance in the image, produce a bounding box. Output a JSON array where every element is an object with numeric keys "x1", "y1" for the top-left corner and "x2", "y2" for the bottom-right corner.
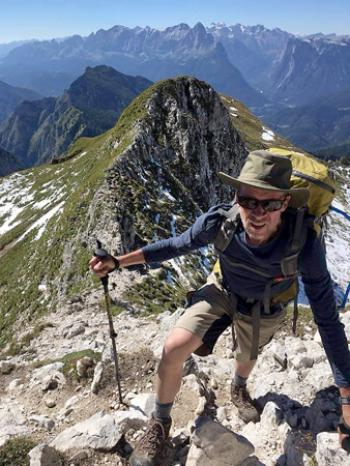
[{"x1": 250, "y1": 222, "x2": 265, "y2": 231}]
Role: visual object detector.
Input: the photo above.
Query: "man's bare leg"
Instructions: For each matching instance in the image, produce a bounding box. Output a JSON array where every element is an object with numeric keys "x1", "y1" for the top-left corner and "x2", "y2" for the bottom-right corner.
[
  {"x1": 156, "y1": 327, "x2": 203, "y2": 403},
  {"x1": 235, "y1": 359, "x2": 256, "y2": 379},
  {"x1": 129, "y1": 327, "x2": 203, "y2": 466}
]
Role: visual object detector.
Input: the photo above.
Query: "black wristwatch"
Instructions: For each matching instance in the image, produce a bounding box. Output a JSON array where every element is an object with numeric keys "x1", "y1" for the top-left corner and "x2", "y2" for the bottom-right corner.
[{"x1": 341, "y1": 396, "x2": 350, "y2": 406}]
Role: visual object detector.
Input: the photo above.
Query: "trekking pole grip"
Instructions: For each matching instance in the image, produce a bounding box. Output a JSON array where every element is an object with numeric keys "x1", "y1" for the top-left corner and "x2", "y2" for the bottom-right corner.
[{"x1": 94, "y1": 239, "x2": 110, "y2": 287}]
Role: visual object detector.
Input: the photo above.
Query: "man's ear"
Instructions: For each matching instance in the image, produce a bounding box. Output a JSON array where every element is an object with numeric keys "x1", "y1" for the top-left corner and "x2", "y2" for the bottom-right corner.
[{"x1": 282, "y1": 194, "x2": 291, "y2": 211}]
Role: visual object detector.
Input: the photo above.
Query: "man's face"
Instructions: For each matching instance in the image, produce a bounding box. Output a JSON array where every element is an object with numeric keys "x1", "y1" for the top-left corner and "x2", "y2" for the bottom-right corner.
[{"x1": 237, "y1": 185, "x2": 290, "y2": 246}]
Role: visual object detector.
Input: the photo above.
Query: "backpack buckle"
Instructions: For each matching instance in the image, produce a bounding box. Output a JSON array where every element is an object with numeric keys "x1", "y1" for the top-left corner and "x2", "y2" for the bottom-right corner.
[{"x1": 281, "y1": 253, "x2": 299, "y2": 277}]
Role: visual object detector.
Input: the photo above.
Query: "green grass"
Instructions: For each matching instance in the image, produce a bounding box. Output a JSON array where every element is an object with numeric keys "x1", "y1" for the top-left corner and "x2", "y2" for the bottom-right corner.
[
  {"x1": 0, "y1": 129, "x2": 118, "y2": 349},
  {"x1": 32, "y1": 349, "x2": 101, "y2": 382},
  {"x1": 0, "y1": 437, "x2": 37, "y2": 466},
  {"x1": 220, "y1": 94, "x2": 294, "y2": 151}
]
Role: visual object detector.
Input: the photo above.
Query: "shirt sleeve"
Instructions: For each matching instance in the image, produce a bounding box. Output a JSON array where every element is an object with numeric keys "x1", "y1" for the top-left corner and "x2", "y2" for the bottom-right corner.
[
  {"x1": 142, "y1": 204, "x2": 231, "y2": 263},
  {"x1": 299, "y1": 229, "x2": 350, "y2": 387}
]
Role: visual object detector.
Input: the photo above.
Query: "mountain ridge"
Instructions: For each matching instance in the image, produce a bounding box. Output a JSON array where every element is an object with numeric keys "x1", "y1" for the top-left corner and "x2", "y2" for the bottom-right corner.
[{"x1": 0, "y1": 65, "x2": 152, "y2": 170}]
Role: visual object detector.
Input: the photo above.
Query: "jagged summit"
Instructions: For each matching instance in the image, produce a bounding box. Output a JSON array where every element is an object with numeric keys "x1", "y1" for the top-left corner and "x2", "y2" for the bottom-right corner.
[{"x1": 0, "y1": 65, "x2": 152, "y2": 169}]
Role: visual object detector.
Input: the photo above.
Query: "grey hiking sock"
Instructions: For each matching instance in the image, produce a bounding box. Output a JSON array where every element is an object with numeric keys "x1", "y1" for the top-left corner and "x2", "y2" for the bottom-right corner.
[
  {"x1": 234, "y1": 373, "x2": 248, "y2": 387},
  {"x1": 153, "y1": 399, "x2": 173, "y2": 421}
]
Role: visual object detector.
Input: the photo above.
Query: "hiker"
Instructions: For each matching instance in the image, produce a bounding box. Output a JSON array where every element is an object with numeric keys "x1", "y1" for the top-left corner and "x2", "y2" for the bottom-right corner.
[{"x1": 90, "y1": 150, "x2": 350, "y2": 464}]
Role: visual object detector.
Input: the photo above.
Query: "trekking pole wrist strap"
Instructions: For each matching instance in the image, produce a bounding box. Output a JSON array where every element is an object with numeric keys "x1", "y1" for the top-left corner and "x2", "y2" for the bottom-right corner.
[{"x1": 111, "y1": 256, "x2": 120, "y2": 272}]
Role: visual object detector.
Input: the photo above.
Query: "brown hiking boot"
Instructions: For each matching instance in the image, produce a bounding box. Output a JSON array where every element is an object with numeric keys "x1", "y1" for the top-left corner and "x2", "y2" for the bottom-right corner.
[
  {"x1": 129, "y1": 415, "x2": 172, "y2": 466},
  {"x1": 231, "y1": 382, "x2": 260, "y2": 423}
]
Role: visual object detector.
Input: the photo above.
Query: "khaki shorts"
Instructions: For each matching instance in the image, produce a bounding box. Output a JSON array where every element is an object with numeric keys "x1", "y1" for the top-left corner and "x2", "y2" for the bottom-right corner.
[{"x1": 174, "y1": 274, "x2": 286, "y2": 361}]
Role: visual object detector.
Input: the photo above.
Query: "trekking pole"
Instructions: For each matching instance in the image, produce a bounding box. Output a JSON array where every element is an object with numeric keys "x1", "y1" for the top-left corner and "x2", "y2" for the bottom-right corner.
[{"x1": 94, "y1": 240, "x2": 123, "y2": 405}]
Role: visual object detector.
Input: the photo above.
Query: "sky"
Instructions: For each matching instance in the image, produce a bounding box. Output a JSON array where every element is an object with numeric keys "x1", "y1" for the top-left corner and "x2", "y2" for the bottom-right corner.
[{"x1": 1, "y1": 0, "x2": 349, "y2": 44}]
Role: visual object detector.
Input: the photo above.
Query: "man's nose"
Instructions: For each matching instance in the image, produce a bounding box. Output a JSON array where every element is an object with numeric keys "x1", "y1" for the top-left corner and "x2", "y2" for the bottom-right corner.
[{"x1": 252, "y1": 203, "x2": 266, "y2": 216}]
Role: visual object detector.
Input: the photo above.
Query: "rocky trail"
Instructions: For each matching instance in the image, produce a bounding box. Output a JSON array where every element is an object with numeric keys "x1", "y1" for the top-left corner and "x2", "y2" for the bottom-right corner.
[{"x1": 1, "y1": 269, "x2": 350, "y2": 465}]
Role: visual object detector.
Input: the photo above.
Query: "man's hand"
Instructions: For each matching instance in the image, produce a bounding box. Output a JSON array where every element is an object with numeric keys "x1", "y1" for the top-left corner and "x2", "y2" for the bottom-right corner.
[
  {"x1": 338, "y1": 389, "x2": 350, "y2": 451},
  {"x1": 89, "y1": 254, "x2": 119, "y2": 278}
]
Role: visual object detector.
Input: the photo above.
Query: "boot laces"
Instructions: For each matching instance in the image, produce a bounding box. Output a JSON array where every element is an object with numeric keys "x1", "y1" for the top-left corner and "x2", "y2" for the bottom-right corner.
[{"x1": 138, "y1": 419, "x2": 167, "y2": 452}]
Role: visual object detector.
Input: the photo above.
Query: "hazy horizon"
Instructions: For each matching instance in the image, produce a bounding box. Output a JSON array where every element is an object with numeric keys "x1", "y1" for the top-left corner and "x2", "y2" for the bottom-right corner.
[{"x1": 0, "y1": 0, "x2": 349, "y2": 44}]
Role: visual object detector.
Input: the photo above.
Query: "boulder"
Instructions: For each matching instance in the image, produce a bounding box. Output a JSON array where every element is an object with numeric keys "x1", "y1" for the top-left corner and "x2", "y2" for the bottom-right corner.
[
  {"x1": 315, "y1": 432, "x2": 350, "y2": 465},
  {"x1": 185, "y1": 417, "x2": 254, "y2": 466},
  {"x1": 51, "y1": 411, "x2": 121, "y2": 452},
  {"x1": 29, "y1": 443, "x2": 63, "y2": 466},
  {"x1": 0, "y1": 405, "x2": 29, "y2": 447}
]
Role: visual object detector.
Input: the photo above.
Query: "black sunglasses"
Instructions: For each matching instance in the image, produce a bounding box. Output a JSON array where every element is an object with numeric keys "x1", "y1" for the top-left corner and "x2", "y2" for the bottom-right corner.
[{"x1": 237, "y1": 196, "x2": 287, "y2": 212}]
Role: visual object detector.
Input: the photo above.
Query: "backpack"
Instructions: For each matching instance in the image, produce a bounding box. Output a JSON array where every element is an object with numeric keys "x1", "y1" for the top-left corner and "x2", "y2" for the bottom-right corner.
[{"x1": 212, "y1": 148, "x2": 336, "y2": 357}]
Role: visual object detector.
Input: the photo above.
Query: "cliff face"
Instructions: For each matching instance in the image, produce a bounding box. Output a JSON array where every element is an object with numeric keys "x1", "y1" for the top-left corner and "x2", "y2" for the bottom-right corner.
[{"x1": 105, "y1": 77, "x2": 247, "y2": 252}]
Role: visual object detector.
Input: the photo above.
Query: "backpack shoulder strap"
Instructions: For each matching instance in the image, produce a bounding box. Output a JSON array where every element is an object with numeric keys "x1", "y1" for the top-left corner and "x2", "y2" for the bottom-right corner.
[
  {"x1": 214, "y1": 202, "x2": 241, "y2": 253},
  {"x1": 281, "y1": 207, "x2": 311, "y2": 277}
]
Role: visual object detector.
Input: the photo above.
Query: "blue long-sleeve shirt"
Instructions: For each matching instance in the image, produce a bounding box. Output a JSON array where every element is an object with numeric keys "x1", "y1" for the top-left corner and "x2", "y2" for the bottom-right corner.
[{"x1": 142, "y1": 204, "x2": 350, "y2": 387}]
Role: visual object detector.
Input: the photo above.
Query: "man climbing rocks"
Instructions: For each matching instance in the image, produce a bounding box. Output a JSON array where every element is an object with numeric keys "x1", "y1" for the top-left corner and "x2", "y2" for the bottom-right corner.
[{"x1": 90, "y1": 150, "x2": 350, "y2": 464}]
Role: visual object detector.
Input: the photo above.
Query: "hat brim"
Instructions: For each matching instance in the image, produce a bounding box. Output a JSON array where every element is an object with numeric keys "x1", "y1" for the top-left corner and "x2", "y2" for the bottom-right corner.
[{"x1": 218, "y1": 172, "x2": 309, "y2": 209}]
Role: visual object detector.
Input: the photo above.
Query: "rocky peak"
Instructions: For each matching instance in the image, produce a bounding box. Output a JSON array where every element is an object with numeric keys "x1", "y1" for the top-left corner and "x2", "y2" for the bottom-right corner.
[{"x1": 106, "y1": 76, "x2": 247, "y2": 251}]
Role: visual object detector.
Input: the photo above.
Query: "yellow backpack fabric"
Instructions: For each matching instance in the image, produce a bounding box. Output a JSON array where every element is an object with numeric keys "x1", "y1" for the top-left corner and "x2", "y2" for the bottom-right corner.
[{"x1": 267, "y1": 147, "x2": 336, "y2": 218}]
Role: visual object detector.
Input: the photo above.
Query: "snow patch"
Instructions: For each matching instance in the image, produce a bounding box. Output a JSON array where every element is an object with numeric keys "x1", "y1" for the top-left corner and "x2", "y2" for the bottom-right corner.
[
  {"x1": 262, "y1": 127, "x2": 275, "y2": 142},
  {"x1": 18, "y1": 201, "x2": 65, "y2": 242},
  {"x1": 229, "y1": 106, "x2": 238, "y2": 117}
]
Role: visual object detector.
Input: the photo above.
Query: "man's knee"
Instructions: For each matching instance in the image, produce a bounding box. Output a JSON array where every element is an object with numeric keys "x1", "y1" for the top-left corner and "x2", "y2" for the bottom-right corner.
[{"x1": 161, "y1": 327, "x2": 202, "y2": 365}]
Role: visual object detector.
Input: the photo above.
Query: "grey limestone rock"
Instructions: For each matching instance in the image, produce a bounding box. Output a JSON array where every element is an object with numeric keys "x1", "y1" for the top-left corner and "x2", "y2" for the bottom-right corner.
[
  {"x1": 29, "y1": 443, "x2": 63, "y2": 466},
  {"x1": 51, "y1": 411, "x2": 121, "y2": 453},
  {"x1": 186, "y1": 416, "x2": 254, "y2": 466}
]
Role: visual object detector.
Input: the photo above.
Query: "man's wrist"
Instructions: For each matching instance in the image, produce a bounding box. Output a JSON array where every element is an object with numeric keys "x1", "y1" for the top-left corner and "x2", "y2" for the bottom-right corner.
[{"x1": 111, "y1": 256, "x2": 120, "y2": 271}]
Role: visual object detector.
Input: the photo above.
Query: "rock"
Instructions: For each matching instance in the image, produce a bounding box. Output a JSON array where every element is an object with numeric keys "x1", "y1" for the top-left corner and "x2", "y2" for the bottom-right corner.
[
  {"x1": 101, "y1": 346, "x2": 113, "y2": 363},
  {"x1": 289, "y1": 354, "x2": 314, "y2": 370},
  {"x1": 91, "y1": 361, "x2": 104, "y2": 394},
  {"x1": 31, "y1": 363, "x2": 65, "y2": 391},
  {"x1": 7, "y1": 378, "x2": 22, "y2": 391},
  {"x1": 185, "y1": 416, "x2": 254, "y2": 466},
  {"x1": 76, "y1": 356, "x2": 94, "y2": 378},
  {"x1": 269, "y1": 341, "x2": 287, "y2": 369},
  {"x1": 0, "y1": 360, "x2": 15, "y2": 374},
  {"x1": 63, "y1": 323, "x2": 85, "y2": 339},
  {"x1": 0, "y1": 405, "x2": 29, "y2": 447},
  {"x1": 314, "y1": 330, "x2": 322, "y2": 344},
  {"x1": 51, "y1": 411, "x2": 121, "y2": 453},
  {"x1": 29, "y1": 443, "x2": 63, "y2": 466},
  {"x1": 239, "y1": 457, "x2": 265, "y2": 466},
  {"x1": 114, "y1": 410, "x2": 148, "y2": 433},
  {"x1": 30, "y1": 414, "x2": 55, "y2": 431},
  {"x1": 216, "y1": 407, "x2": 228, "y2": 424},
  {"x1": 260, "y1": 402, "x2": 283, "y2": 430},
  {"x1": 41, "y1": 373, "x2": 64, "y2": 392},
  {"x1": 129, "y1": 393, "x2": 155, "y2": 417},
  {"x1": 285, "y1": 338, "x2": 307, "y2": 356},
  {"x1": 64, "y1": 395, "x2": 80, "y2": 410},
  {"x1": 45, "y1": 398, "x2": 57, "y2": 408},
  {"x1": 305, "y1": 340, "x2": 326, "y2": 363},
  {"x1": 315, "y1": 432, "x2": 350, "y2": 465}
]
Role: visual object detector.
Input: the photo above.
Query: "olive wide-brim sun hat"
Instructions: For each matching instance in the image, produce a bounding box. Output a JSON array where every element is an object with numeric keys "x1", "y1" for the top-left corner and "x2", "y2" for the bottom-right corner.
[{"x1": 218, "y1": 150, "x2": 309, "y2": 209}]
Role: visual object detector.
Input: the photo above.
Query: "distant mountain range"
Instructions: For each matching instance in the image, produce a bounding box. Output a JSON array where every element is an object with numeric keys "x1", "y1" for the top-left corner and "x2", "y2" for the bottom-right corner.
[
  {"x1": 0, "y1": 66, "x2": 152, "y2": 168},
  {"x1": 0, "y1": 23, "x2": 349, "y2": 158},
  {"x1": 0, "y1": 24, "x2": 267, "y2": 106}
]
